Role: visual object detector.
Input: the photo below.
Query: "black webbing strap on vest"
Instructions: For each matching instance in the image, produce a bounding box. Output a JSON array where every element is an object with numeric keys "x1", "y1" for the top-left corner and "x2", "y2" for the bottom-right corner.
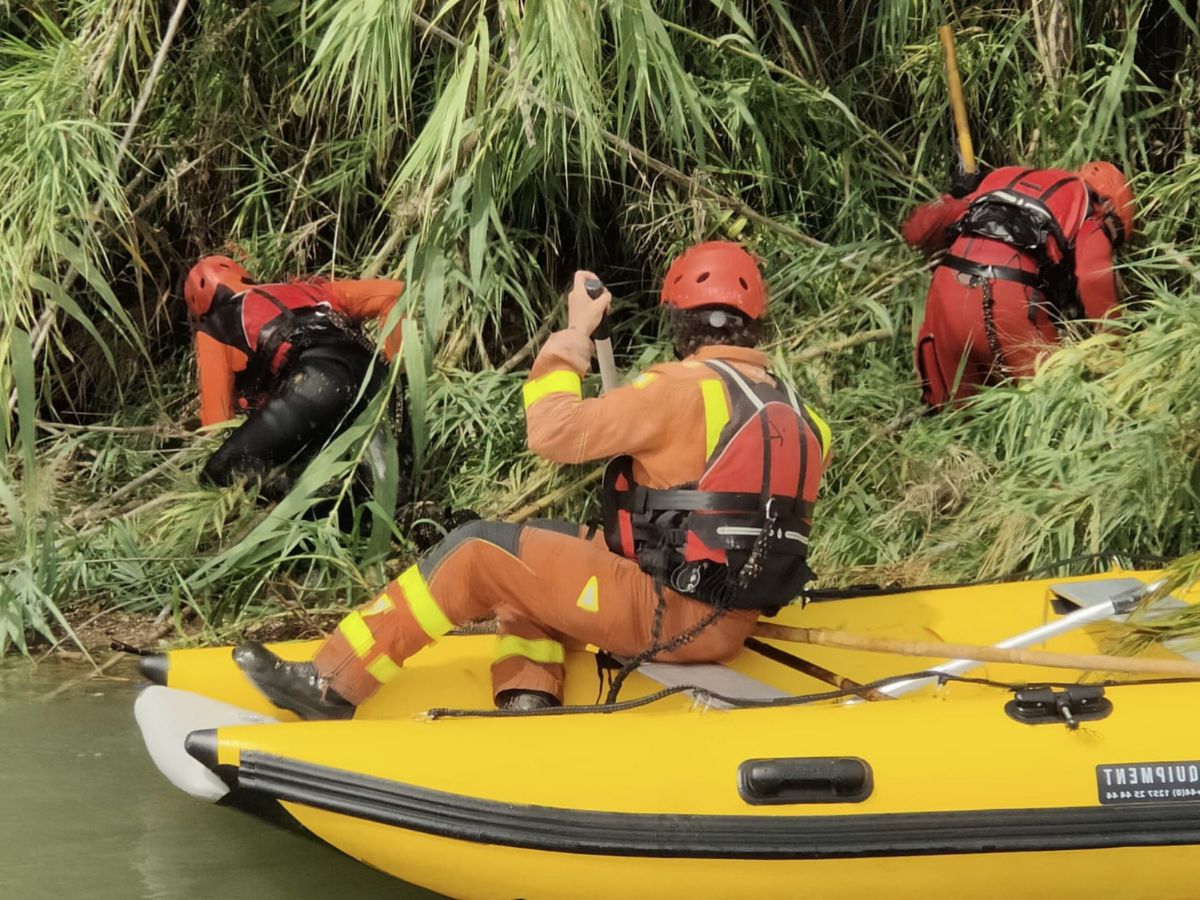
[
  {"x1": 973, "y1": 169, "x2": 1076, "y2": 254},
  {"x1": 254, "y1": 286, "x2": 337, "y2": 355},
  {"x1": 609, "y1": 485, "x2": 812, "y2": 518},
  {"x1": 238, "y1": 288, "x2": 372, "y2": 402},
  {"x1": 941, "y1": 254, "x2": 1042, "y2": 289},
  {"x1": 948, "y1": 170, "x2": 1083, "y2": 325}
]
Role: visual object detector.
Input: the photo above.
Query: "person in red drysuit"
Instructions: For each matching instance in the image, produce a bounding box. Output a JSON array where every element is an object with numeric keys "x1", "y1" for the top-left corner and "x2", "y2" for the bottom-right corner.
[
  {"x1": 904, "y1": 162, "x2": 1134, "y2": 407},
  {"x1": 231, "y1": 242, "x2": 831, "y2": 719},
  {"x1": 183, "y1": 255, "x2": 404, "y2": 495}
]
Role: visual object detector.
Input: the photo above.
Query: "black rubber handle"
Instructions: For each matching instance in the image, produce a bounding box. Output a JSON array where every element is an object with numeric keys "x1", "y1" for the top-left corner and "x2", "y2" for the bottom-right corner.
[
  {"x1": 738, "y1": 757, "x2": 873, "y2": 805},
  {"x1": 585, "y1": 278, "x2": 610, "y2": 340}
]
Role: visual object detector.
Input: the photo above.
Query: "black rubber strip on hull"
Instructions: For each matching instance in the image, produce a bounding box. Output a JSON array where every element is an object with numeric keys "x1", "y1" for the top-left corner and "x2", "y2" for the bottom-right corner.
[
  {"x1": 139, "y1": 653, "x2": 169, "y2": 685},
  {"x1": 233, "y1": 752, "x2": 1200, "y2": 859}
]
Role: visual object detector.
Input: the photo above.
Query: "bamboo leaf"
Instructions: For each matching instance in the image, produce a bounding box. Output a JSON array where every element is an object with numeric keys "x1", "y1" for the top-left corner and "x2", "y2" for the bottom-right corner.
[
  {"x1": 468, "y1": 157, "x2": 492, "y2": 287},
  {"x1": 10, "y1": 329, "x2": 37, "y2": 487},
  {"x1": 423, "y1": 253, "x2": 447, "y2": 350},
  {"x1": 402, "y1": 317, "x2": 428, "y2": 470},
  {"x1": 27, "y1": 273, "x2": 116, "y2": 371},
  {"x1": 49, "y1": 230, "x2": 144, "y2": 352}
]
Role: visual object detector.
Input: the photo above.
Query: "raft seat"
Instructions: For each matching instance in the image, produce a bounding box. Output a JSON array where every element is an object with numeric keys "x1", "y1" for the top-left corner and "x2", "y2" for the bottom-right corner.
[{"x1": 636, "y1": 662, "x2": 789, "y2": 709}]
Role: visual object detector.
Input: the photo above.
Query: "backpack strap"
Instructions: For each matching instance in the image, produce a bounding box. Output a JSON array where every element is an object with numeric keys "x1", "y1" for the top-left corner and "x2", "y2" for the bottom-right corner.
[
  {"x1": 949, "y1": 174, "x2": 1084, "y2": 325},
  {"x1": 703, "y1": 359, "x2": 765, "y2": 410}
]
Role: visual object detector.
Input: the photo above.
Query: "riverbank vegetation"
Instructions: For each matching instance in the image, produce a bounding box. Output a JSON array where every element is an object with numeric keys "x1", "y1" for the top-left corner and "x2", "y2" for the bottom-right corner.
[{"x1": 2, "y1": 1, "x2": 1199, "y2": 655}]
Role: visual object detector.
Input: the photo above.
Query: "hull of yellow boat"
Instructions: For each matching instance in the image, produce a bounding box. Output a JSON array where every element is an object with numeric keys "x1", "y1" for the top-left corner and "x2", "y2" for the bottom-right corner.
[{"x1": 134, "y1": 569, "x2": 1200, "y2": 898}]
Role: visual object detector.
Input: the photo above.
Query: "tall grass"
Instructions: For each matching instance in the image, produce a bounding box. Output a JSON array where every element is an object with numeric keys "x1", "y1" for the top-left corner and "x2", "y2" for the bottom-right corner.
[{"x1": 2, "y1": 1, "x2": 1199, "y2": 654}]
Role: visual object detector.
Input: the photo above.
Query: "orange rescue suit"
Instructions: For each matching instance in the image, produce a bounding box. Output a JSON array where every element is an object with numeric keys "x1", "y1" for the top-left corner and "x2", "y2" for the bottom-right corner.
[{"x1": 311, "y1": 329, "x2": 830, "y2": 705}]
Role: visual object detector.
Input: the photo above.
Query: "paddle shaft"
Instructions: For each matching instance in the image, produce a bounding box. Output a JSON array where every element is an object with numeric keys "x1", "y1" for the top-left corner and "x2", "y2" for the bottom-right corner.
[
  {"x1": 753, "y1": 618, "x2": 1200, "y2": 680},
  {"x1": 872, "y1": 586, "x2": 1155, "y2": 697},
  {"x1": 586, "y1": 278, "x2": 620, "y2": 392},
  {"x1": 939, "y1": 24, "x2": 977, "y2": 174}
]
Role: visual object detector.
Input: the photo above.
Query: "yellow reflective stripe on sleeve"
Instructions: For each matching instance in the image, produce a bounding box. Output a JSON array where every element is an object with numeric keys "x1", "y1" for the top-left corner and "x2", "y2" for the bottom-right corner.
[
  {"x1": 700, "y1": 378, "x2": 730, "y2": 460},
  {"x1": 522, "y1": 370, "x2": 582, "y2": 410},
  {"x1": 337, "y1": 611, "x2": 375, "y2": 659},
  {"x1": 494, "y1": 635, "x2": 566, "y2": 666},
  {"x1": 805, "y1": 404, "x2": 833, "y2": 460},
  {"x1": 397, "y1": 565, "x2": 454, "y2": 640},
  {"x1": 631, "y1": 372, "x2": 658, "y2": 390},
  {"x1": 366, "y1": 652, "x2": 403, "y2": 684}
]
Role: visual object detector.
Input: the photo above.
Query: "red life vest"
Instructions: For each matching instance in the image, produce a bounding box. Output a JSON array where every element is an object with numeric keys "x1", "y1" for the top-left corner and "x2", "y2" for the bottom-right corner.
[
  {"x1": 196, "y1": 281, "x2": 336, "y2": 359},
  {"x1": 196, "y1": 281, "x2": 374, "y2": 408},
  {"x1": 601, "y1": 360, "x2": 826, "y2": 613},
  {"x1": 945, "y1": 167, "x2": 1092, "y2": 321}
]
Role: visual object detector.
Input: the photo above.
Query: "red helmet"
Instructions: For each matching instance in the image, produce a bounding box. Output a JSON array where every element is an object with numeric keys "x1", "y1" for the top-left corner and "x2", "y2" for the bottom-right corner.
[
  {"x1": 660, "y1": 241, "x2": 766, "y2": 319},
  {"x1": 1077, "y1": 161, "x2": 1135, "y2": 245},
  {"x1": 183, "y1": 255, "x2": 255, "y2": 318}
]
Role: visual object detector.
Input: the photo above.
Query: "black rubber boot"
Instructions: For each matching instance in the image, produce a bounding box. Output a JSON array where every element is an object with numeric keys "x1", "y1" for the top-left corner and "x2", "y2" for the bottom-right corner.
[
  {"x1": 233, "y1": 642, "x2": 356, "y2": 721},
  {"x1": 496, "y1": 689, "x2": 561, "y2": 711}
]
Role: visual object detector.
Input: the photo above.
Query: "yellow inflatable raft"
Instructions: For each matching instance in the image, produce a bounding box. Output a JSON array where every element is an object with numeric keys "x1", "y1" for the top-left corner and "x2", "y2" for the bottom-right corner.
[{"x1": 133, "y1": 569, "x2": 1200, "y2": 899}]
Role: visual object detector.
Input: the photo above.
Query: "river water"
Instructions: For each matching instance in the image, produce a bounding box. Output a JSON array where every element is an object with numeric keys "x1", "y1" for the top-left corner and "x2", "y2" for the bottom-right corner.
[{"x1": 0, "y1": 659, "x2": 437, "y2": 899}]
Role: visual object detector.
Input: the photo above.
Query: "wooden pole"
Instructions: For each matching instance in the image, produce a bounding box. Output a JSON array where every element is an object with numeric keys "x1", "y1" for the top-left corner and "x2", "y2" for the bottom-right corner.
[
  {"x1": 744, "y1": 637, "x2": 891, "y2": 701},
  {"x1": 938, "y1": 24, "x2": 977, "y2": 174},
  {"x1": 753, "y1": 622, "x2": 1200, "y2": 678}
]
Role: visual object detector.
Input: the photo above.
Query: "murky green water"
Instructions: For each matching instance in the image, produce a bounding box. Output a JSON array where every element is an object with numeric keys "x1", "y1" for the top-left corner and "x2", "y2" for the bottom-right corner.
[{"x1": 0, "y1": 660, "x2": 436, "y2": 899}]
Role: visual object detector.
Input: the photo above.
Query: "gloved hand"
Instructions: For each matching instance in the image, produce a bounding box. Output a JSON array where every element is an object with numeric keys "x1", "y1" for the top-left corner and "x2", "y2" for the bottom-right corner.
[
  {"x1": 949, "y1": 165, "x2": 984, "y2": 199},
  {"x1": 566, "y1": 270, "x2": 612, "y2": 337}
]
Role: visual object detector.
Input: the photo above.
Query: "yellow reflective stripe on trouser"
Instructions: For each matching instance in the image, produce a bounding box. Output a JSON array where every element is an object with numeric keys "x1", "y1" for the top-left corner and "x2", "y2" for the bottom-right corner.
[
  {"x1": 337, "y1": 611, "x2": 376, "y2": 658},
  {"x1": 366, "y1": 653, "x2": 403, "y2": 683},
  {"x1": 397, "y1": 564, "x2": 454, "y2": 640},
  {"x1": 339, "y1": 608, "x2": 404, "y2": 683},
  {"x1": 700, "y1": 378, "x2": 730, "y2": 460},
  {"x1": 522, "y1": 370, "x2": 582, "y2": 410},
  {"x1": 493, "y1": 635, "x2": 566, "y2": 666},
  {"x1": 805, "y1": 403, "x2": 833, "y2": 460}
]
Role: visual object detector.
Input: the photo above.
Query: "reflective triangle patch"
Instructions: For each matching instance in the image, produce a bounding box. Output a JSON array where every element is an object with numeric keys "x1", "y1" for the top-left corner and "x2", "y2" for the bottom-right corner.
[
  {"x1": 361, "y1": 592, "x2": 394, "y2": 618},
  {"x1": 576, "y1": 575, "x2": 600, "y2": 613}
]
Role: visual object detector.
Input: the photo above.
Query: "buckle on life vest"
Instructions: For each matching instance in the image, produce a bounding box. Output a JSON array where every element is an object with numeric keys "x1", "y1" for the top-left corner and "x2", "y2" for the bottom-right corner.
[
  {"x1": 764, "y1": 496, "x2": 785, "y2": 520},
  {"x1": 670, "y1": 562, "x2": 704, "y2": 594}
]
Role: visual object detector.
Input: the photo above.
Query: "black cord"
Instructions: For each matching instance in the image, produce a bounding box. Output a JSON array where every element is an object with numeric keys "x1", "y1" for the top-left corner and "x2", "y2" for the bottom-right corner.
[
  {"x1": 593, "y1": 547, "x2": 1180, "y2": 703},
  {"x1": 603, "y1": 597, "x2": 725, "y2": 705},
  {"x1": 426, "y1": 669, "x2": 1200, "y2": 720}
]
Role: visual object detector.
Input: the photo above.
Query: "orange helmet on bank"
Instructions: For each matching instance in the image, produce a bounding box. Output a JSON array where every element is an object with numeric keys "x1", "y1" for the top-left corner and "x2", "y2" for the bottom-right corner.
[
  {"x1": 660, "y1": 241, "x2": 766, "y2": 320},
  {"x1": 183, "y1": 255, "x2": 256, "y2": 318},
  {"x1": 1077, "y1": 161, "x2": 1135, "y2": 246}
]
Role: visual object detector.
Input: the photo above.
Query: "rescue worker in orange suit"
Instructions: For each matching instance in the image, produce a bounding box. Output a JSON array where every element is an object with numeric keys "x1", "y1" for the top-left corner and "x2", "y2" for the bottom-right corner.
[
  {"x1": 233, "y1": 241, "x2": 831, "y2": 717},
  {"x1": 183, "y1": 255, "x2": 404, "y2": 497},
  {"x1": 904, "y1": 162, "x2": 1134, "y2": 407}
]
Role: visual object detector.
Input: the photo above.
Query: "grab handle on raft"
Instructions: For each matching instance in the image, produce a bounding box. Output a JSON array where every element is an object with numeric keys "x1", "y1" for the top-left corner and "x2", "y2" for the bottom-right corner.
[{"x1": 586, "y1": 277, "x2": 620, "y2": 392}]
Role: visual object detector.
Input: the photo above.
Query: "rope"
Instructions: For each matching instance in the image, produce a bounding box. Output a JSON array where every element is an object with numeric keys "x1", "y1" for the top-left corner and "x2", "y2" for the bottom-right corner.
[
  {"x1": 603, "y1": 579, "x2": 727, "y2": 705},
  {"x1": 980, "y1": 276, "x2": 1010, "y2": 379}
]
